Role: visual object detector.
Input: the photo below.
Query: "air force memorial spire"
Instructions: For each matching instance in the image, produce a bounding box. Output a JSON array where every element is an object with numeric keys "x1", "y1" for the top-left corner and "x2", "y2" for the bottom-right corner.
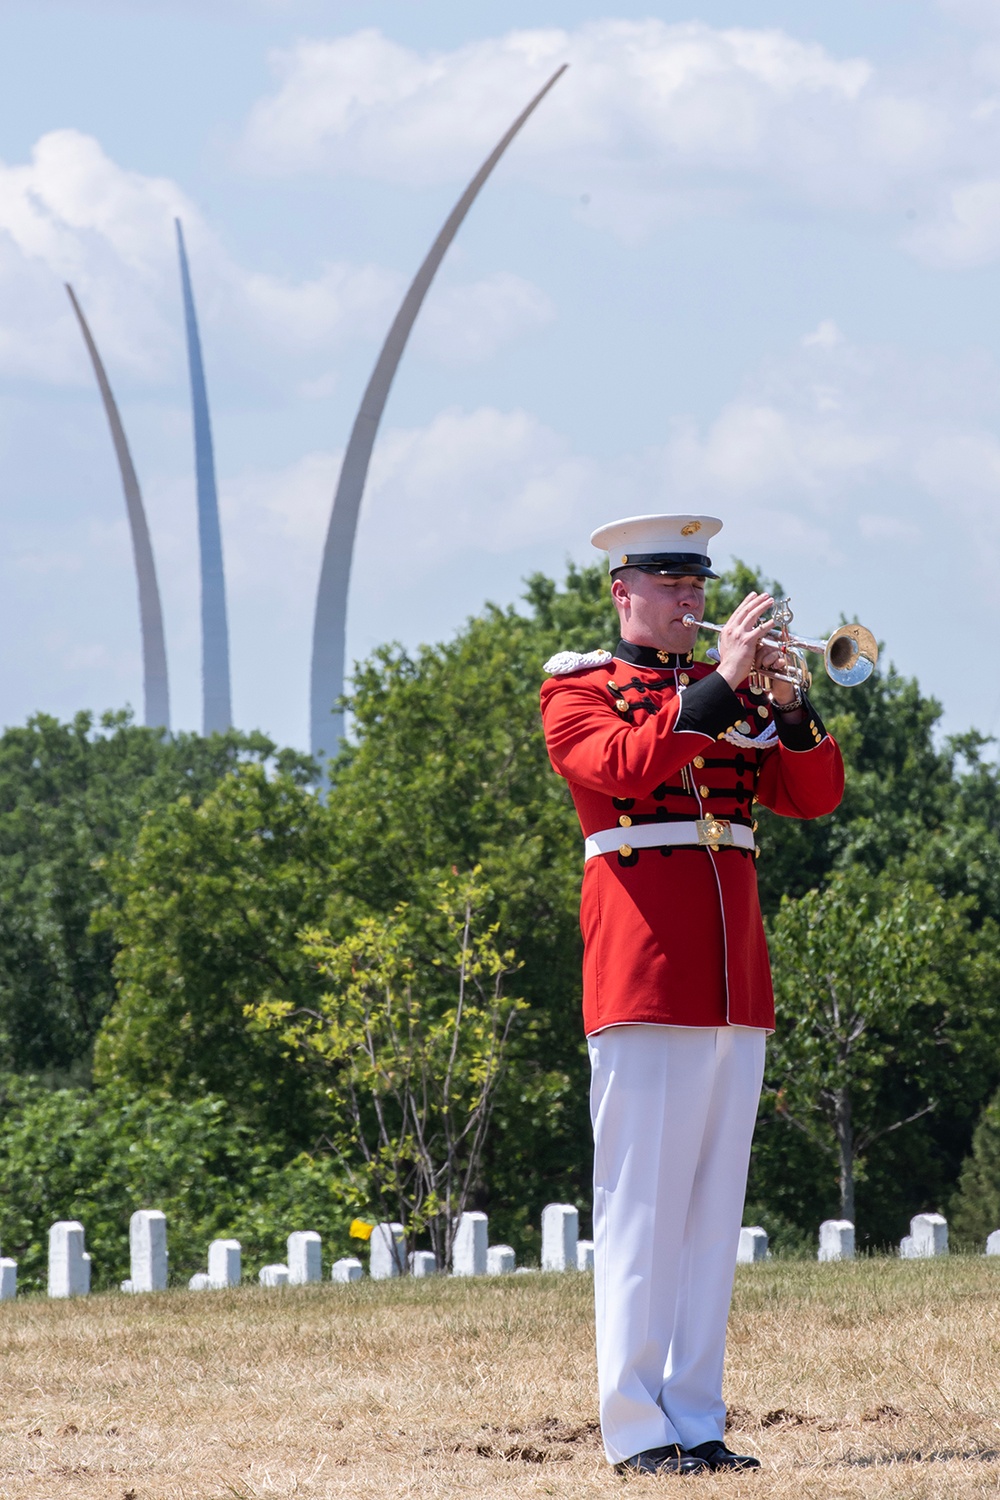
[
  {"x1": 176, "y1": 218, "x2": 233, "y2": 736},
  {"x1": 309, "y1": 65, "x2": 568, "y2": 767},
  {"x1": 66, "y1": 285, "x2": 171, "y2": 731}
]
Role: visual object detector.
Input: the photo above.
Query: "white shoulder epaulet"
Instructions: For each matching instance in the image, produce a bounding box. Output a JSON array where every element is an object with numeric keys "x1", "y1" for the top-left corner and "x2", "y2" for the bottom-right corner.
[{"x1": 543, "y1": 649, "x2": 614, "y2": 676}]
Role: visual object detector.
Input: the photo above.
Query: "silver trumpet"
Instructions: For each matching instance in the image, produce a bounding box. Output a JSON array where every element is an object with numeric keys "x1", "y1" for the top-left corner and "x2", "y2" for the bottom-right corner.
[{"x1": 682, "y1": 598, "x2": 878, "y2": 689}]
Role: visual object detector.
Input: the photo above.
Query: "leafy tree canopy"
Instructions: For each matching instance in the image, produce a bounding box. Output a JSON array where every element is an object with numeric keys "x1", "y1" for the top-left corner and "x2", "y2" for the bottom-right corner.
[
  {"x1": 951, "y1": 1082, "x2": 1000, "y2": 1246},
  {"x1": 761, "y1": 870, "x2": 1000, "y2": 1238},
  {"x1": 0, "y1": 1073, "x2": 353, "y2": 1291},
  {"x1": 95, "y1": 764, "x2": 332, "y2": 1147},
  {"x1": 0, "y1": 710, "x2": 312, "y2": 1079}
]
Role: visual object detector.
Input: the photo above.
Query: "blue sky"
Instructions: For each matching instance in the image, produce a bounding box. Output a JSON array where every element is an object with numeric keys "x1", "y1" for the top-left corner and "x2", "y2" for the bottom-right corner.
[{"x1": 2, "y1": 0, "x2": 1000, "y2": 747}]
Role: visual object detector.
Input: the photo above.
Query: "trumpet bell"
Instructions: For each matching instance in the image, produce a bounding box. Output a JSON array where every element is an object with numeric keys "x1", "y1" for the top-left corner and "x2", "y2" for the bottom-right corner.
[{"x1": 824, "y1": 624, "x2": 878, "y2": 687}]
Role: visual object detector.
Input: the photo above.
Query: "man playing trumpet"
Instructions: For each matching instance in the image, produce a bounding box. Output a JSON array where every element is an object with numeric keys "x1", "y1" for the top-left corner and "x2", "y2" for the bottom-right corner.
[{"x1": 540, "y1": 514, "x2": 845, "y2": 1476}]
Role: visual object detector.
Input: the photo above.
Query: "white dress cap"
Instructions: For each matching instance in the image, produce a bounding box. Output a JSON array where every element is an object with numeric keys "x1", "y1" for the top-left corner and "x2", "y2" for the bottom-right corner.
[{"x1": 590, "y1": 513, "x2": 723, "y2": 576}]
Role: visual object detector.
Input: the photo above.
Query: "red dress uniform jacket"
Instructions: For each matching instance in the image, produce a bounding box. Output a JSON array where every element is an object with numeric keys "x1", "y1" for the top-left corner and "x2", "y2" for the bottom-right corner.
[{"x1": 540, "y1": 641, "x2": 845, "y2": 1036}]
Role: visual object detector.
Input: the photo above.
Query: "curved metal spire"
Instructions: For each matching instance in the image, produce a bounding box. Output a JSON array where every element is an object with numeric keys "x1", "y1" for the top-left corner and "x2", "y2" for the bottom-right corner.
[
  {"x1": 310, "y1": 64, "x2": 568, "y2": 765},
  {"x1": 176, "y1": 218, "x2": 233, "y2": 735},
  {"x1": 66, "y1": 284, "x2": 171, "y2": 730}
]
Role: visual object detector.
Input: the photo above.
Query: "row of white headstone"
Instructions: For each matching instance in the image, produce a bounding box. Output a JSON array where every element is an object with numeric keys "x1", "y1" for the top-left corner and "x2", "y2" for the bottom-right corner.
[
  {"x1": 362, "y1": 1204, "x2": 593, "y2": 1281},
  {"x1": 6, "y1": 1206, "x2": 991, "y2": 1300},
  {"x1": 738, "y1": 1212, "x2": 995, "y2": 1263},
  {"x1": 0, "y1": 1203, "x2": 593, "y2": 1300}
]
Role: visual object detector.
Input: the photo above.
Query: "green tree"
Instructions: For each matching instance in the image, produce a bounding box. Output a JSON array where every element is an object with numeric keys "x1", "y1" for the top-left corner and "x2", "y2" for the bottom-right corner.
[
  {"x1": 94, "y1": 764, "x2": 332, "y2": 1146},
  {"x1": 325, "y1": 602, "x2": 590, "y2": 1243},
  {"x1": 763, "y1": 869, "x2": 1000, "y2": 1229},
  {"x1": 950, "y1": 1084, "x2": 1000, "y2": 1246},
  {"x1": 0, "y1": 1076, "x2": 354, "y2": 1291},
  {"x1": 0, "y1": 709, "x2": 312, "y2": 1079},
  {"x1": 250, "y1": 871, "x2": 525, "y2": 1268}
]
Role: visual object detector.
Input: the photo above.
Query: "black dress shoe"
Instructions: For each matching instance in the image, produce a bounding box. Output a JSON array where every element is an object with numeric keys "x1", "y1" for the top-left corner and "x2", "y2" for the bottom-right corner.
[
  {"x1": 615, "y1": 1444, "x2": 710, "y2": 1475},
  {"x1": 685, "y1": 1439, "x2": 761, "y2": 1471}
]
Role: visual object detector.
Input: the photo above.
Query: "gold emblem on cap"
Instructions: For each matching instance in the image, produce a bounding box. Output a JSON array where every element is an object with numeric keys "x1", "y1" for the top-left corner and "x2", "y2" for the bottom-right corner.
[
  {"x1": 681, "y1": 521, "x2": 702, "y2": 536},
  {"x1": 621, "y1": 553, "x2": 629, "y2": 564}
]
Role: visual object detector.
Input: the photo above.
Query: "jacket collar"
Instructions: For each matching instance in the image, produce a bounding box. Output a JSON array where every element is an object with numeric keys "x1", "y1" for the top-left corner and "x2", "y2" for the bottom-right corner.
[{"x1": 615, "y1": 638, "x2": 694, "y2": 670}]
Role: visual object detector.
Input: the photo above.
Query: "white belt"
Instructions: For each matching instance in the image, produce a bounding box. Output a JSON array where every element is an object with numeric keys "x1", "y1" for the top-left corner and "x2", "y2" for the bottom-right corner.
[{"x1": 584, "y1": 817, "x2": 755, "y2": 861}]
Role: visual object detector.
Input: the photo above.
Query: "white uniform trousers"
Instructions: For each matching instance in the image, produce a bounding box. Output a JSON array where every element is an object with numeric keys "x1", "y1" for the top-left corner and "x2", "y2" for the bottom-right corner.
[{"x1": 588, "y1": 1023, "x2": 766, "y2": 1464}]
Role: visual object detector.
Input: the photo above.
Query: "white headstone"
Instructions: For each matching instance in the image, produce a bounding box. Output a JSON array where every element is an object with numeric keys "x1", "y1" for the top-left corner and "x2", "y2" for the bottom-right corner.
[
  {"x1": 452, "y1": 1211, "x2": 489, "y2": 1276},
  {"x1": 576, "y1": 1239, "x2": 595, "y2": 1272},
  {"x1": 129, "y1": 1209, "x2": 168, "y2": 1293},
  {"x1": 188, "y1": 1272, "x2": 212, "y2": 1290},
  {"x1": 120, "y1": 1279, "x2": 133, "y2": 1293},
  {"x1": 370, "y1": 1223, "x2": 406, "y2": 1280},
  {"x1": 48, "y1": 1221, "x2": 90, "y2": 1297},
  {"x1": 818, "y1": 1219, "x2": 855, "y2": 1262},
  {"x1": 0, "y1": 1259, "x2": 16, "y2": 1301},
  {"x1": 542, "y1": 1204, "x2": 579, "y2": 1271},
  {"x1": 409, "y1": 1250, "x2": 438, "y2": 1277},
  {"x1": 487, "y1": 1244, "x2": 516, "y2": 1274},
  {"x1": 208, "y1": 1238, "x2": 241, "y2": 1288},
  {"x1": 902, "y1": 1213, "x2": 948, "y2": 1258},
  {"x1": 259, "y1": 1263, "x2": 289, "y2": 1287},
  {"x1": 986, "y1": 1230, "x2": 1000, "y2": 1256},
  {"x1": 737, "y1": 1226, "x2": 768, "y2": 1264},
  {"x1": 287, "y1": 1230, "x2": 322, "y2": 1285},
  {"x1": 331, "y1": 1257, "x2": 364, "y2": 1283}
]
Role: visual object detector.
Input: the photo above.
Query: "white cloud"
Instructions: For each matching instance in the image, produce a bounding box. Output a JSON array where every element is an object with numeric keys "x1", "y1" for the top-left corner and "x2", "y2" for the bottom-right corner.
[
  {"x1": 222, "y1": 449, "x2": 338, "y2": 600},
  {"x1": 413, "y1": 272, "x2": 555, "y2": 364},
  {"x1": 0, "y1": 129, "x2": 553, "y2": 387},
  {"x1": 217, "y1": 327, "x2": 1000, "y2": 642},
  {"x1": 362, "y1": 406, "x2": 596, "y2": 568},
  {"x1": 240, "y1": 21, "x2": 1000, "y2": 260},
  {"x1": 242, "y1": 22, "x2": 877, "y2": 219},
  {"x1": 904, "y1": 176, "x2": 1000, "y2": 266},
  {"x1": 803, "y1": 320, "x2": 845, "y2": 349},
  {"x1": 221, "y1": 408, "x2": 597, "y2": 592},
  {"x1": 0, "y1": 129, "x2": 191, "y2": 382}
]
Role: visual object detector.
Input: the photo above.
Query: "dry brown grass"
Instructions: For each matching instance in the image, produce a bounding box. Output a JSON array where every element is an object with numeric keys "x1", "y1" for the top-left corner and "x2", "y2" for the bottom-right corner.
[{"x1": 0, "y1": 1257, "x2": 999, "y2": 1498}]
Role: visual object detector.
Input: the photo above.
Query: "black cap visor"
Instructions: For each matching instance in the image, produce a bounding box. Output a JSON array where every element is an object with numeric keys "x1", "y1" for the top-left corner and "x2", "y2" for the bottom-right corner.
[{"x1": 612, "y1": 550, "x2": 719, "y2": 580}]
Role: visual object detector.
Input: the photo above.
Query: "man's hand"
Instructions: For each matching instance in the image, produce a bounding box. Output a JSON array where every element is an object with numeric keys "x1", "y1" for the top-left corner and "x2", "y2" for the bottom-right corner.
[
  {"x1": 755, "y1": 638, "x2": 799, "y2": 708},
  {"x1": 715, "y1": 593, "x2": 776, "y2": 691}
]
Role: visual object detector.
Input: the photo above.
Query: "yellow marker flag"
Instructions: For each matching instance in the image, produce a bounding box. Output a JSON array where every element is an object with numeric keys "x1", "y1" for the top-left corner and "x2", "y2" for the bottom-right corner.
[{"x1": 349, "y1": 1219, "x2": 374, "y2": 1241}]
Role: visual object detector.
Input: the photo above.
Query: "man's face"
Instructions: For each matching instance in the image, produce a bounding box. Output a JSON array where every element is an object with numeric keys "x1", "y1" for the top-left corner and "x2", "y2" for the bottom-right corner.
[{"x1": 610, "y1": 570, "x2": 707, "y2": 651}]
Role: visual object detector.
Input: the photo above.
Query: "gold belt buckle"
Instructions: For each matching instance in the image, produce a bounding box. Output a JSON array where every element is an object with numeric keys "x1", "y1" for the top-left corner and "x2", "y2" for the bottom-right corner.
[{"x1": 696, "y1": 817, "x2": 734, "y2": 850}]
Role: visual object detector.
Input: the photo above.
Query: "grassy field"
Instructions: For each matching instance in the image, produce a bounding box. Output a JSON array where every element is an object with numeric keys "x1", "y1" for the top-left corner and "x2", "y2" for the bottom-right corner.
[{"x1": 1, "y1": 1258, "x2": 999, "y2": 1499}]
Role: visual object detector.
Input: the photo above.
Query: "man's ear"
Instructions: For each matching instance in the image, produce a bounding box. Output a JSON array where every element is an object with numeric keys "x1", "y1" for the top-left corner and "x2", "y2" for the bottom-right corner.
[{"x1": 610, "y1": 576, "x2": 630, "y2": 608}]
